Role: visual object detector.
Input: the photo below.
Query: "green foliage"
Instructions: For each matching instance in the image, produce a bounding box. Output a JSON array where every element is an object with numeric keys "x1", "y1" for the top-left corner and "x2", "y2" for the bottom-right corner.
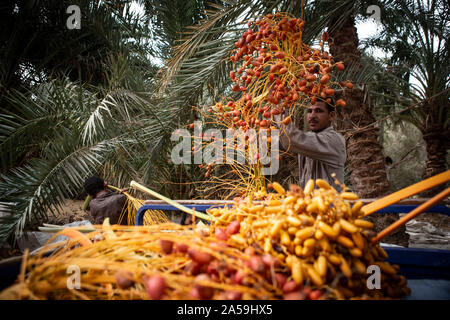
[
  {"x1": 0, "y1": 0, "x2": 180, "y2": 245},
  {"x1": 0, "y1": 0, "x2": 448, "y2": 246},
  {"x1": 362, "y1": 0, "x2": 449, "y2": 132},
  {"x1": 0, "y1": 1, "x2": 149, "y2": 91},
  {"x1": 382, "y1": 120, "x2": 427, "y2": 191},
  {"x1": 360, "y1": 0, "x2": 449, "y2": 185}
]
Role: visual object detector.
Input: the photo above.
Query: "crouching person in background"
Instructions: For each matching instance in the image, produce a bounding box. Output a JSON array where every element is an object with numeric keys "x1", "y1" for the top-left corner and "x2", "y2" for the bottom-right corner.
[{"x1": 83, "y1": 176, "x2": 128, "y2": 225}]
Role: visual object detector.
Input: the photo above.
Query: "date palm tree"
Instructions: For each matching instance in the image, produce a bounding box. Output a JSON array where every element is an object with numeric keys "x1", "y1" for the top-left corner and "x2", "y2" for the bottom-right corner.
[
  {"x1": 152, "y1": 0, "x2": 413, "y2": 247},
  {"x1": 0, "y1": 1, "x2": 171, "y2": 245},
  {"x1": 0, "y1": 0, "x2": 155, "y2": 95},
  {"x1": 157, "y1": 0, "x2": 393, "y2": 198},
  {"x1": 329, "y1": 21, "x2": 390, "y2": 197},
  {"x1": 0, "y1": 0, "x2": 229, "y2": 246},
  {"x1": 364, "y1": 0, "x2": 449, "y2": 194},
  {"x1": 306, "y1": 0, "x2": 390, "y2": 198}
]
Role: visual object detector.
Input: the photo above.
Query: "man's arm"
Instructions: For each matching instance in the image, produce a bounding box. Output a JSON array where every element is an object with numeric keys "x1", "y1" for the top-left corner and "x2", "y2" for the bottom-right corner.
[{"x1": 275, "y1": 117, "x2": 345, "y2": 165}]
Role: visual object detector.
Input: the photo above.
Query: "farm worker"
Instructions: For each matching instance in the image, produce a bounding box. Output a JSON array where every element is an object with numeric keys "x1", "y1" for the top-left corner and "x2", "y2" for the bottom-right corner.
[
  {"x1": 275, "y1": 98, "x2": 346, "y2": 190},
  {"x1": 83, "y1": 176, "x2": 128, "y2": 225}
]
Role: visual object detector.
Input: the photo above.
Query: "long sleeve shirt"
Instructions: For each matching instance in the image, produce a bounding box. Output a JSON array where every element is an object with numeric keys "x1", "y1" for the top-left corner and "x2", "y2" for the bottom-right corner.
[
  {"x1": 279, "y1": 122, "x2": 346, "y2": 191},
  {"x1": 88, "y1": 192, "x2": 127, "y2": 225}
]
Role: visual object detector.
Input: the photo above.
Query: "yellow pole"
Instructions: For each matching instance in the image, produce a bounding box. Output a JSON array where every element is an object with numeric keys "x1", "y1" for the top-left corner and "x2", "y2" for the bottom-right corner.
[
  {"x1": 361, "y1": 170, "x2": 450, "y2": 216},
  {"x1": 130, "y1": 181, "x2": 215, "y2": 222}
]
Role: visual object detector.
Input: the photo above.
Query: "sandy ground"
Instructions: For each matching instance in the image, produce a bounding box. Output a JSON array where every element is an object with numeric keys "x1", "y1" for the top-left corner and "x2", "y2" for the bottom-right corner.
[{"x1": 45, "y1": 199, "x2": 92, "y2": 225}]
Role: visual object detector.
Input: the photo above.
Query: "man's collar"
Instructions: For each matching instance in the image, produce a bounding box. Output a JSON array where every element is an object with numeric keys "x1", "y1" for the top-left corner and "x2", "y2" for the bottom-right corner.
[
  {"x1": 312, "y1": 126, "x2": 333, "y2": 134},
  {"x1": 95, "y1": 190, "x2": 113, "y2": 199}
]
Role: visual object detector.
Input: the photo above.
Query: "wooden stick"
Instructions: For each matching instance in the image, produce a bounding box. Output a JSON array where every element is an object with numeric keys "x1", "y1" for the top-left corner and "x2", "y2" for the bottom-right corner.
[
  {"x1": 130, "y1": 181, "x2": 215, "y2": 222},
  {"x1": 371, "y1": 187, "x2": 450, "y2": 243},
  {"x1": 361, "y1": 170, "x2": 450, "y2": 216}
]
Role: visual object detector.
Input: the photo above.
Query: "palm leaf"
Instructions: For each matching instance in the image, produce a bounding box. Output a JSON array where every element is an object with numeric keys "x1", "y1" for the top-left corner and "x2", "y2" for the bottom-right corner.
[{"x1": 0, "y1": 133, "x2": 116, "y2": 245}]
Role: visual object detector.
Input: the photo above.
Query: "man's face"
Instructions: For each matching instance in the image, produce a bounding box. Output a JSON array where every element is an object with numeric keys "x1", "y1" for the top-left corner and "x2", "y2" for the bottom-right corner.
[{"x1": 306, "y1": 102, "x2": 334, "y2": 132}]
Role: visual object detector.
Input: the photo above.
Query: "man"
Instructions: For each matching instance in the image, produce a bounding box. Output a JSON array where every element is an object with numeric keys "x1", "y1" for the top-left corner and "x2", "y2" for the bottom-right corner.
[
  {"x1": 276, "y1": 99, "x2": 346, "y2": 190},
  {"x1": 83, "y1": 176, "x2": 128, "y2": 225}
]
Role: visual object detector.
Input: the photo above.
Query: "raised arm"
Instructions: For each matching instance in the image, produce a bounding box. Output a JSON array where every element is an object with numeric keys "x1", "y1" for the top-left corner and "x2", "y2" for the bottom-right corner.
[{"x1": 278, "y1": 120, "x2": 345, "y2": 165}]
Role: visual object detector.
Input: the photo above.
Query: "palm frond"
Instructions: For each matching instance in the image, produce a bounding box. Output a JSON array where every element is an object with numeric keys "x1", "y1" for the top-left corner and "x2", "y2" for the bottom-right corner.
[
  {"x1": 0, "y1": 133, "x2": 116, "y2": 245},
  {"x1": 0, "y1": 84, "x2": 67, "y2": 171},
  {"x1": 361, "y1": 0, "x2": 449, "y2": 132},
  {"x1": 157, "y1": 0, "x2": 297, "y2": 103}
]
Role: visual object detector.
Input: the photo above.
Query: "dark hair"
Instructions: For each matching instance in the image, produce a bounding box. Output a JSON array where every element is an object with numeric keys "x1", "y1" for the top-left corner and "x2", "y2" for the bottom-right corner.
[
  {"x1": 385, "y1": 156, "x2": 393, "y2": 165},
  {"x1": 84, "y1": 176, "x2": 105, "y2": 197},
  {"x1": 311, "y1": 97, "x2": 336, "y2": 113},
  {"x1": 322, "y1": 97, "x2": 336, "y2": 113}
]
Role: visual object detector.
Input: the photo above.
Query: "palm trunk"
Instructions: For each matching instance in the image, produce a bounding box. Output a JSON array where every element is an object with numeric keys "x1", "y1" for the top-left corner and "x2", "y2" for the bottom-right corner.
[
  {"x1": 423, "y1": 127, "x2": 448, "y2": 178},
  {"x1": 328, "y1": 15, "x2": 390, "y2": 198},
  {"x1": 328, "y1": 15, "x2": 408, "y2": 247},
  {"x1": 420, "y1": 119, "x2": 449, "y2": 196}
]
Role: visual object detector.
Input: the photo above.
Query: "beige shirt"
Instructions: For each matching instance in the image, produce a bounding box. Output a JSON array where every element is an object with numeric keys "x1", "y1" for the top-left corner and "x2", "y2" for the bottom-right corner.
[{"x1": 279, "y1": 123, "x2": 346, "y2": 191}]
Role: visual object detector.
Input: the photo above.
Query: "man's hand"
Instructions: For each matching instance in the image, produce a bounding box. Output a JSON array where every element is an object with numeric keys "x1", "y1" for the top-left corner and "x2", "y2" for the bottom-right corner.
[
  {"x1": 273, "y1": 114, "x2": 282, "y2": 126},
  {"x1": 273, "y1": 109, "x2": 291, "y2": 128},
  {"x1": 119, "y1": 188, "x2": 129, "y2": 194}
]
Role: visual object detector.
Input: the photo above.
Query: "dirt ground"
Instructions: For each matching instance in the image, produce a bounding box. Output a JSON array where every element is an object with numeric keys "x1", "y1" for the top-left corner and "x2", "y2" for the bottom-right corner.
[{"x1": 45, "y1": 199, "x2": 91, "y2": 225}]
